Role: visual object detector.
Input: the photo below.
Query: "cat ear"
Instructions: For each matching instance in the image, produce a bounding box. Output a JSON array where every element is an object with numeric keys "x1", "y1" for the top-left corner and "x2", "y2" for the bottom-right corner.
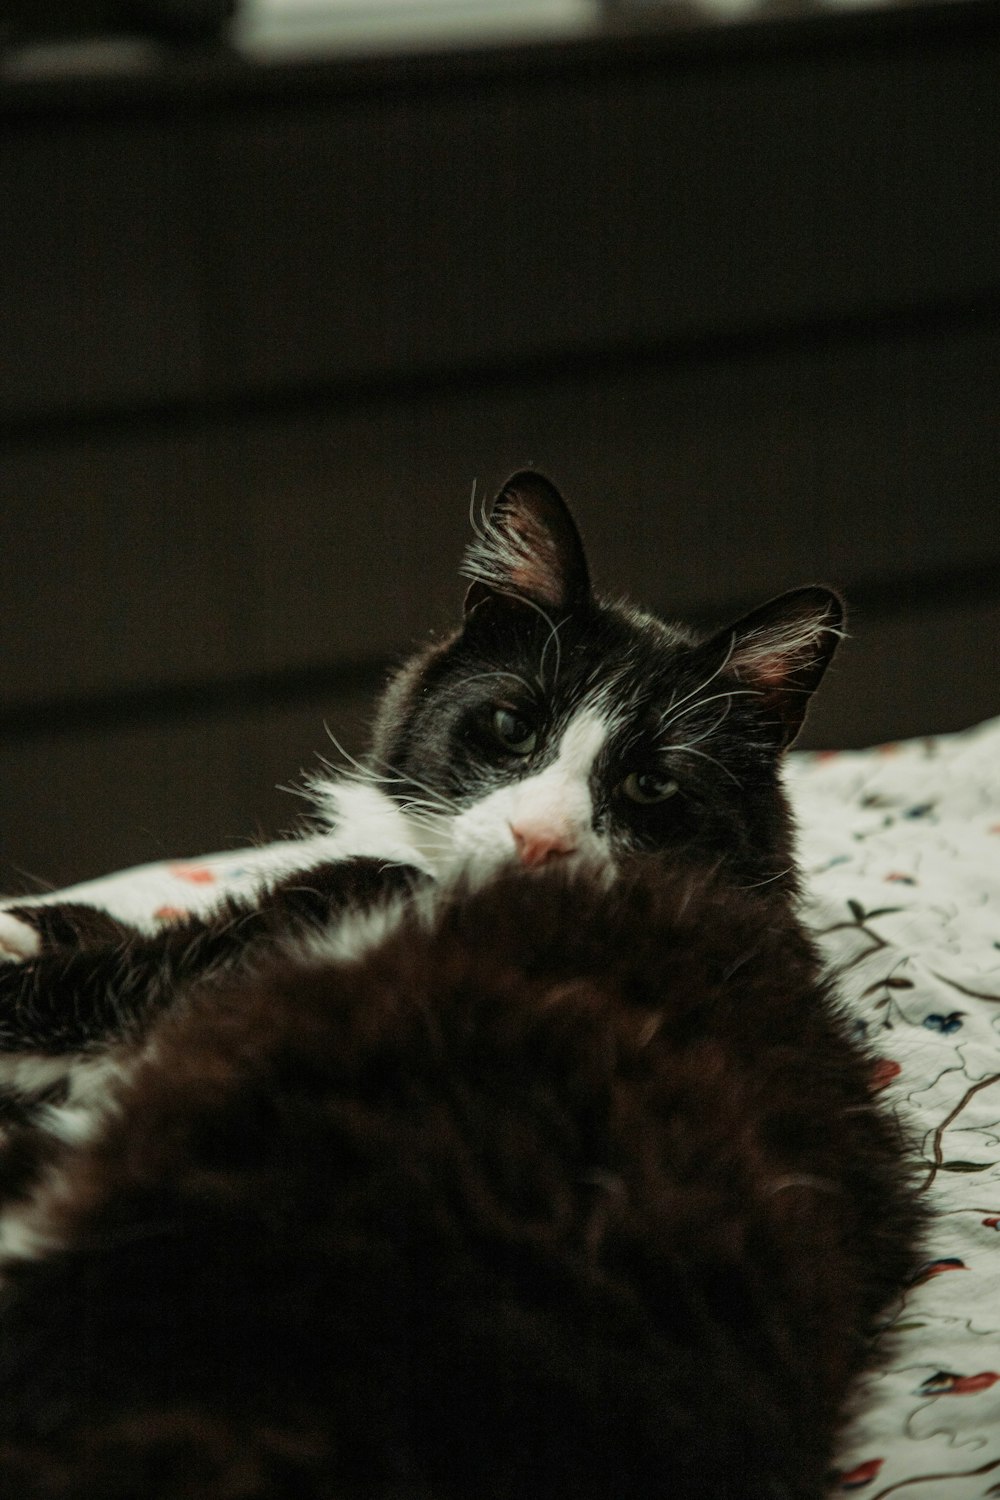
[
  {"x1": 461, "y1": 471, "x2": 591, "y2": 618},
  {"x1": 706, "y1": 586, "x2": 845, "y2": 748}
]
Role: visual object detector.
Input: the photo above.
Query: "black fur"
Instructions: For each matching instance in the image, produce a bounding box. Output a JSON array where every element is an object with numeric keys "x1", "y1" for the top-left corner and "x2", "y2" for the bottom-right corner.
[
  {"x1": 0, "y1": 473, "x2": 916, "y2": 1499},
  {"x1": 0, "y1": 863, "x2": 920, "y2": 1500}
]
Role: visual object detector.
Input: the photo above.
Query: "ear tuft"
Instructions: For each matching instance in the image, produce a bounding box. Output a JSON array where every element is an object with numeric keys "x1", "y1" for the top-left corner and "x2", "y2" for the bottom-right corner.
[
  {"x1": 713, "y1": 587, "x2": 845, "y2": 748},
  {"x1": 461, "y1": 471, "x2": 591, "y2": 617}
]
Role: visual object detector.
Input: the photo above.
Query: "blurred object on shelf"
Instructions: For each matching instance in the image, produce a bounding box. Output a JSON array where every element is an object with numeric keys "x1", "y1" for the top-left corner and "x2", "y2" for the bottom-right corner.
[{"x1": 231, "y1": 1, "x2": 600, "y2": 59}]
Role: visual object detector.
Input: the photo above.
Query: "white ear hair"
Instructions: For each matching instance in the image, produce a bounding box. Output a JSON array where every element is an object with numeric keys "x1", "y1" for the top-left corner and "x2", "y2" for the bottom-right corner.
[
  {"x1": 728, "y1": 605, "x2": 845, "y2": 689},
  {"x1": 713, "y1": 587, "x2": 845, "y2": 747},
  {"x1": 461, "y1": 471, "x2": 590, "y2": 615}
]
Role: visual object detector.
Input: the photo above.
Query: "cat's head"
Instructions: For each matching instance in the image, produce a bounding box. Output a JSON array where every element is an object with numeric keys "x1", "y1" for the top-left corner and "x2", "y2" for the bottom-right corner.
[{"x1": 360, "y1": 472, "x2": 842, "y2": 892}]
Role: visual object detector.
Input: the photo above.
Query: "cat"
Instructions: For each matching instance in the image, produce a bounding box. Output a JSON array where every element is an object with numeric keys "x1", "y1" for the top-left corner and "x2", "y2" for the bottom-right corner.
[
  {"x1": 0, "y1": 471, "x2": 921, "y2": 1498},
  {"x1": 0, "y1": 468, "x2": 842, "y2": 1065}
]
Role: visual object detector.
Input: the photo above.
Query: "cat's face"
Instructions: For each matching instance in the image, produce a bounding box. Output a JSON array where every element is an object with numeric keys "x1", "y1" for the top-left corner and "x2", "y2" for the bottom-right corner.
[{"x1": 365, "y1": 474, "x2": 842, "y2": 893}]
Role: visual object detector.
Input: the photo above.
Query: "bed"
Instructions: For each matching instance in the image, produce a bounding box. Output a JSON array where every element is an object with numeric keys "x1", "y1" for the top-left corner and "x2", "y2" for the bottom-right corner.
[{"x1": 4, "y1": 715, "x2": 1000, "y2": 1496}]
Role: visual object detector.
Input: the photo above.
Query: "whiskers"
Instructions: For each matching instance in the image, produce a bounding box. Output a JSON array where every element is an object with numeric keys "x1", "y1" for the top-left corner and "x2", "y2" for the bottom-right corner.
[
  {"x1": 657, "y1": 686, "x2": 761, "y2": 741},
  {"x1": 658, "y1": 741, "x2": 743, "y2": 788},
  {"x1": 489, "y1": 590, "x2": 565, "y2": 693},
  {"x1": 738, "y1": 865, "x2": 795, "y2": 891},
  {"x1": 659, "y1": 634, "x2": 738, "y2": 726},
  {"x1": 311, "y1": 727, "x2": 463, "y2": 859},
  {"x1": 461, "y1": 669, "x2": 541, "y2": 702},
  {"x1": 467, "y1": 475, "x2": 488, "y2": 543},
  {"x1": 651, "y1": 652, "x2": 765, "y2": 790},
  {"x1": 313, "y1": 728, "x2": 376, "y2": 787}
]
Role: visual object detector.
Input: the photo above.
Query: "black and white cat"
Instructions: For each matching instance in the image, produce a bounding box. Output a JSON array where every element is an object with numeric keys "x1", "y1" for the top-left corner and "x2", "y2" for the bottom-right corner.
[
  {"x1": 0, "y1": 469, "x2": 841, "y2": 1063},
  {"x1": 0, "y1": 472, "x2": 920, "y2": 1500}
]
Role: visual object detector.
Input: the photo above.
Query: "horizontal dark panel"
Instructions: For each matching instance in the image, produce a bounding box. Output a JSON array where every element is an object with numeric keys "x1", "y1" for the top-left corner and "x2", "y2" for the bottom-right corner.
[
  {"x1": 207, "y1": 38, "x2": 1000, "y2": 397},
  {"x1": 0, "y1": 118, "x2": 210, "y2": 416},
  {"x1": 1, "y1": 5, "x2": 997, "y2": 420},
  {"x1": 4, "y1": 322, "x2": 998, "y2": 706},
  {"x1": 4, "y1": 553, "x2": 1000, "y2": 741},
  {"x1": 4, "y1": 291, "x2": 996, "y2": 447},
  {"x1": 0, "y1": 694, "x2": 374, "y2": 894},
  {"x1": 0, "y1": 657, "x2": 391, "y2": 739}
]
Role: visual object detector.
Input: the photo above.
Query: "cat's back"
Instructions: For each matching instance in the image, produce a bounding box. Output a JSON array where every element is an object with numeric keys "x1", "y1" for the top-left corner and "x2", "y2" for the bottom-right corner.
[{"x1": 0, "y1": 863, "x2": 919, "y2": 1500}]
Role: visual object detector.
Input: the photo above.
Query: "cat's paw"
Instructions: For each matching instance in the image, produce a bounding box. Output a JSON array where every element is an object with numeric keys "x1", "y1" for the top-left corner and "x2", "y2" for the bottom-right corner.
[{"x1": 0, "y1": 911, "x2": 42, "y2": 961}]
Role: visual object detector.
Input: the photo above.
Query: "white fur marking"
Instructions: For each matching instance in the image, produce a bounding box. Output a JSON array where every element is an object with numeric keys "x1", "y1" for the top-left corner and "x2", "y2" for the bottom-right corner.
[
  {"x1": 437, "y1": 706, "x2": 614, "y2": 876},
  {"x1": 306, "y1": 781, "x2": 433, "y2": 873},
  {"x1": 0, "y1": 1052, "x2": 74, "y2": 1097},
  {"x1": 301, "y1": 894, "x2": 411, "y2": 969},
  {"x1": 0, "y1": 911, "x2": 41, "y2": 961},
  {"x1": 0, "y1": 1052, "x2": 136, "y2": 1276}
]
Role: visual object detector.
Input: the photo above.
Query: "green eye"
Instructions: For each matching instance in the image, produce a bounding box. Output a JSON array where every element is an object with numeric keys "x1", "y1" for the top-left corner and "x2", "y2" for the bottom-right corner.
[
  {"x1": 620, "y1": 771, "x2": 679, "y2": 805},
  {"x1": 491, "y1": 708, "x2": 538, "y2": 755}
]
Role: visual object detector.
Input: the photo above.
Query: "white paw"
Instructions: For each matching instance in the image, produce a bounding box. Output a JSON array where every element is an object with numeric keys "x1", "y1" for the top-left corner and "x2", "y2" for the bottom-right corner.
[{"x1": 0, "y1": 911, "x2": 41, "y2": 961}]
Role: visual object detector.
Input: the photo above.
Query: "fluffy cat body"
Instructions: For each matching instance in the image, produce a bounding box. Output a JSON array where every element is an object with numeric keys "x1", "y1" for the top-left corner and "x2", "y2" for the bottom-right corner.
[{"x1": 0, "y1": 473, "x2": 920, "y2": 1498}]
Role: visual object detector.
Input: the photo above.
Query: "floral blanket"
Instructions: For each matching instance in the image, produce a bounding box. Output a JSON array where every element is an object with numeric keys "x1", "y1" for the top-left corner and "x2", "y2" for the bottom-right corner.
[
  {"x1": 786, "y1": 718, "x2": 1000, "y2": 1498},
  {"x1": 5, "y1": 717, "x2": 1000, "y2": 1497}
]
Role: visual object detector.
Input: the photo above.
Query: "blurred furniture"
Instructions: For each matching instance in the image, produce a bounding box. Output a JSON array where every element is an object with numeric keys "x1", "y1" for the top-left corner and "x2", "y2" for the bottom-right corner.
[{"x1": 2, "y1": 0, "x2": 999, "y2": 885}]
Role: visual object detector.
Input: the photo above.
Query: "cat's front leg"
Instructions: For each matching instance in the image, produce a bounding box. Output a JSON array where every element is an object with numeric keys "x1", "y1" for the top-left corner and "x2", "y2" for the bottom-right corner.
[
  {"x1": 0, "y1": 905, "x2": 157, "y2": 1056},
  {"x1": 0, "y1": 859, "x2": 429, "y2": 1057}
]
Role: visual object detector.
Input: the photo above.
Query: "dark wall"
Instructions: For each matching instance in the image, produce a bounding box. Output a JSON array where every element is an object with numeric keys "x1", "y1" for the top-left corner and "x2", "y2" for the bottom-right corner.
[{"x1": 3, "y1": 2, "x2": 999, "y2": 888}]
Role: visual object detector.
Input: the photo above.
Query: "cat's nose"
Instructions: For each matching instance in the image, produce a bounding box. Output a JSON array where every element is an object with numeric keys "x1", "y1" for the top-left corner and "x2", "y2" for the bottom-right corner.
[{"x1": 510, "y1": 822, "x2": 577, "y2": 868}]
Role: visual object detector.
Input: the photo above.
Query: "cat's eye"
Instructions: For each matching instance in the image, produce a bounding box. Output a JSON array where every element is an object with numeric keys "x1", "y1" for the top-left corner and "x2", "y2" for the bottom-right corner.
[
  {"x1": 491, "y1": 707, "x2": 538, "y2": 756},
  {"x1": 620, "y1": 770, "x2": 679, "y2": 805}
]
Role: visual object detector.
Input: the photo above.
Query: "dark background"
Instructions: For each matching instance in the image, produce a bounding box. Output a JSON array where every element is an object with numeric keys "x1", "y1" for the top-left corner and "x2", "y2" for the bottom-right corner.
[{"x1": 3, "y1": 0, "x2": 999, "y2": 890}]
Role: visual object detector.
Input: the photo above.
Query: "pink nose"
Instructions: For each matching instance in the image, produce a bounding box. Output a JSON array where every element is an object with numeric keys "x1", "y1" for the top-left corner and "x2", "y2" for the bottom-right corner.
[{"x1": 510, "y1": 823, "x2": 577, "y2": 868}]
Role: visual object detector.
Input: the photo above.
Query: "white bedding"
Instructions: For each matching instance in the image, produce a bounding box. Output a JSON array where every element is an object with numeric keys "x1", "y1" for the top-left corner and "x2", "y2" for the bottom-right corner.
[
  {"x1": 6, "y1": 717, "x2": 1000, "y2": 1496},
  {"x1": 788, "y1": 718, "x2": 1000, "y2": 1497}
]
